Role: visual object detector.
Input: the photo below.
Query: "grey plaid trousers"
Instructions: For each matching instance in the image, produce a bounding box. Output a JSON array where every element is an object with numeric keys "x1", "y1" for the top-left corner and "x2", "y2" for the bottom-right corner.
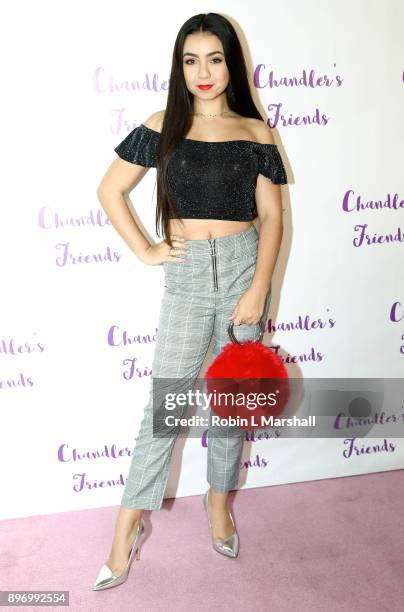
[{"x1": 121, "y1": 224, "x2": 272, "y2": 510}]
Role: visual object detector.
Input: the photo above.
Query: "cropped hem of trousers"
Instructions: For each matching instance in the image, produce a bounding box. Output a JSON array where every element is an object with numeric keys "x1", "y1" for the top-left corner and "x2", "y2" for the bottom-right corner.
[{"x1": 121, "y1": 224, "x2": 272, "y2": 511}]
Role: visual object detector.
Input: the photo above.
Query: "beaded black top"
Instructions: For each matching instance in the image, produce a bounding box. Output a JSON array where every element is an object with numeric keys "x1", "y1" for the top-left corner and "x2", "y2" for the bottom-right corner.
[{"x1": 114, "y1": 123, "x2": 288, "y2": 221}]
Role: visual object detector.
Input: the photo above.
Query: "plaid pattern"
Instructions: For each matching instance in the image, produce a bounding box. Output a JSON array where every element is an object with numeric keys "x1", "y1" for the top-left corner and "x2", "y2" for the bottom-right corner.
[{"x1": 121, "y1": 225, "x2": 272, "y2": 510}]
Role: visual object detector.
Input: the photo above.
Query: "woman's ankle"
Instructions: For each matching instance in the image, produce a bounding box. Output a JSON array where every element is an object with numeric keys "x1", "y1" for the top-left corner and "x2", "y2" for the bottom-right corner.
[
  {"x1": 208, "y1": 488, "x2": 229, "y2": 509},
  {"x1": 117, "y1": 506, "x2": 144, "y2": 534}
]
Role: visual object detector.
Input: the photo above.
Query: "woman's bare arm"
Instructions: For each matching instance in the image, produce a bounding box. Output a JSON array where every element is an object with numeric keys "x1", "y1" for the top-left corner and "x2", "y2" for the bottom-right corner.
[{"x1": 96, "y1": 111, "x2": 164, "y2": 262}]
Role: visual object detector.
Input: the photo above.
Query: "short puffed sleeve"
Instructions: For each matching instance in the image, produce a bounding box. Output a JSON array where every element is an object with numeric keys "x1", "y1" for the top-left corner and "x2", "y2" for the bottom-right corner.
[
  {"x1": 256, "y1": 144, "x2": 288, "y2": 184},
  {"x1": 114, "y1": 124, "x2": 159, "y2": 168}
]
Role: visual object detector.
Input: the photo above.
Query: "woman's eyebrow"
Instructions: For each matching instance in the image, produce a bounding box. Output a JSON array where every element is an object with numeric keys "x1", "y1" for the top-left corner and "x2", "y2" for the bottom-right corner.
[{"x1": 183, "y1": 51, "x2": 224, "y2": 57}]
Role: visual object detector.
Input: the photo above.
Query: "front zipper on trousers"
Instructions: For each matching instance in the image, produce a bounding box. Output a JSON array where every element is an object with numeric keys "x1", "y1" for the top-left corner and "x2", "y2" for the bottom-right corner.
[{"x1": 208, "y1": 238, "x2": 218, "y2": 291}]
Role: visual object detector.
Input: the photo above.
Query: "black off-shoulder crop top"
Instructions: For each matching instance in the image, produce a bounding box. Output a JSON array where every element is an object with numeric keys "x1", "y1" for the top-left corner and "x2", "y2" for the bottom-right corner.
[{"x1": 114, "y1": 123, "x2": 288, "y2": 221}]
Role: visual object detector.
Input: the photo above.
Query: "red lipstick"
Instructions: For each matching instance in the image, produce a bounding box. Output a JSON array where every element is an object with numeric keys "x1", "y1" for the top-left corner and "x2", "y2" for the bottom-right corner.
[{"x1": 197, "y1": 84, "x2": 213, "y2": 90}]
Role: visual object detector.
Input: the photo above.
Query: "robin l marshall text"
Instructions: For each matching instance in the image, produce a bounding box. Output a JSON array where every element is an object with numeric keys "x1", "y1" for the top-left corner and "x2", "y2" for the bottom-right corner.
[{"x1": 164, "y1": 415, "x2": 316, "y2": 428}]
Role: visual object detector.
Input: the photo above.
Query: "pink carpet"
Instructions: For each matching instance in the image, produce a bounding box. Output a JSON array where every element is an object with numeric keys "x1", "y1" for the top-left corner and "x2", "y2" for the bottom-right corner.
[{"x1": 1, "y1": 470, "x2": 404, "y2": 611}]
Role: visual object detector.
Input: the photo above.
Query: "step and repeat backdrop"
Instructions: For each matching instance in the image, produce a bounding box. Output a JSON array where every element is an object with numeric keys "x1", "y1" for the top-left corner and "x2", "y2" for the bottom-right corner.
[{"x1": 1, "y1": 0, "x2": 403, "y2": 519}]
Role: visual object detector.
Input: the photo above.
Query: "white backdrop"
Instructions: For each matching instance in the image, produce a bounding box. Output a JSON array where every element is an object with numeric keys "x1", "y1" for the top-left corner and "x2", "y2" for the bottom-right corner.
[{"x1": 1, "y1": 0, "x2": 403, "y2": 520}]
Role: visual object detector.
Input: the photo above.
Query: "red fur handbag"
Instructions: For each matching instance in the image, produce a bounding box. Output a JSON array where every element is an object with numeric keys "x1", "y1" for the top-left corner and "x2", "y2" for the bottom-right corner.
[{"x1": 204, "y1": 320, "x2": 289, "y2": 430}]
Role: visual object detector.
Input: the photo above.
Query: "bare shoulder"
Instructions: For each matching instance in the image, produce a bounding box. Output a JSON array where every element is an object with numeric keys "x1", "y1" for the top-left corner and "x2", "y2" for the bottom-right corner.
[
  {"x1": 245, "y1": 117, "x2": 275, "y2": 145},
  {"x1": 143, "y1": 109, "x2": 166, "y2": 133}
]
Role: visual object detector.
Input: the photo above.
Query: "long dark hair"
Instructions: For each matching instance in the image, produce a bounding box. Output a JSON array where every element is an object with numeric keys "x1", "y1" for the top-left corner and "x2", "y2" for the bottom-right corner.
[{"x1": 156, "y1": 12, "x2": 263, "y2": 248}]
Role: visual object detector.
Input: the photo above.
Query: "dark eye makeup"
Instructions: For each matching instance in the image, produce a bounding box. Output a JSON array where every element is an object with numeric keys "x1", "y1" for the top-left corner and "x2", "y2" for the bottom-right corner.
[{"x1": 184, "y1": 58, "x2": 223, "y2": 65}]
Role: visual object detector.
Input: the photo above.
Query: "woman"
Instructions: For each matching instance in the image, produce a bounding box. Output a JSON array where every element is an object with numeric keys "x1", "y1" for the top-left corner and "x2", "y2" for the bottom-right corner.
[{"x1": 93, "y1": 12, "x2": 287, "y2": 591}]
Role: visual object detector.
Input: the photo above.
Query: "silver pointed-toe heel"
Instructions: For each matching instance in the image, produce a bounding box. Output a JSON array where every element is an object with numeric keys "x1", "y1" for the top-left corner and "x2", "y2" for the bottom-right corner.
[
  {"x1": 92, "y1": 518, "x2": 145, "y2": 591},
  {"x1": 203, "y1": 489, "x2": 239, "y2": 558}
]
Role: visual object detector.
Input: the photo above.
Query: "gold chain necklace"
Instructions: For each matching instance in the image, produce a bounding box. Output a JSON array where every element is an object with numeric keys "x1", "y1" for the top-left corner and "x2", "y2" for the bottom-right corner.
[{"x1": 193, "y1": 110, "x2": 231, "y2": 118}]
